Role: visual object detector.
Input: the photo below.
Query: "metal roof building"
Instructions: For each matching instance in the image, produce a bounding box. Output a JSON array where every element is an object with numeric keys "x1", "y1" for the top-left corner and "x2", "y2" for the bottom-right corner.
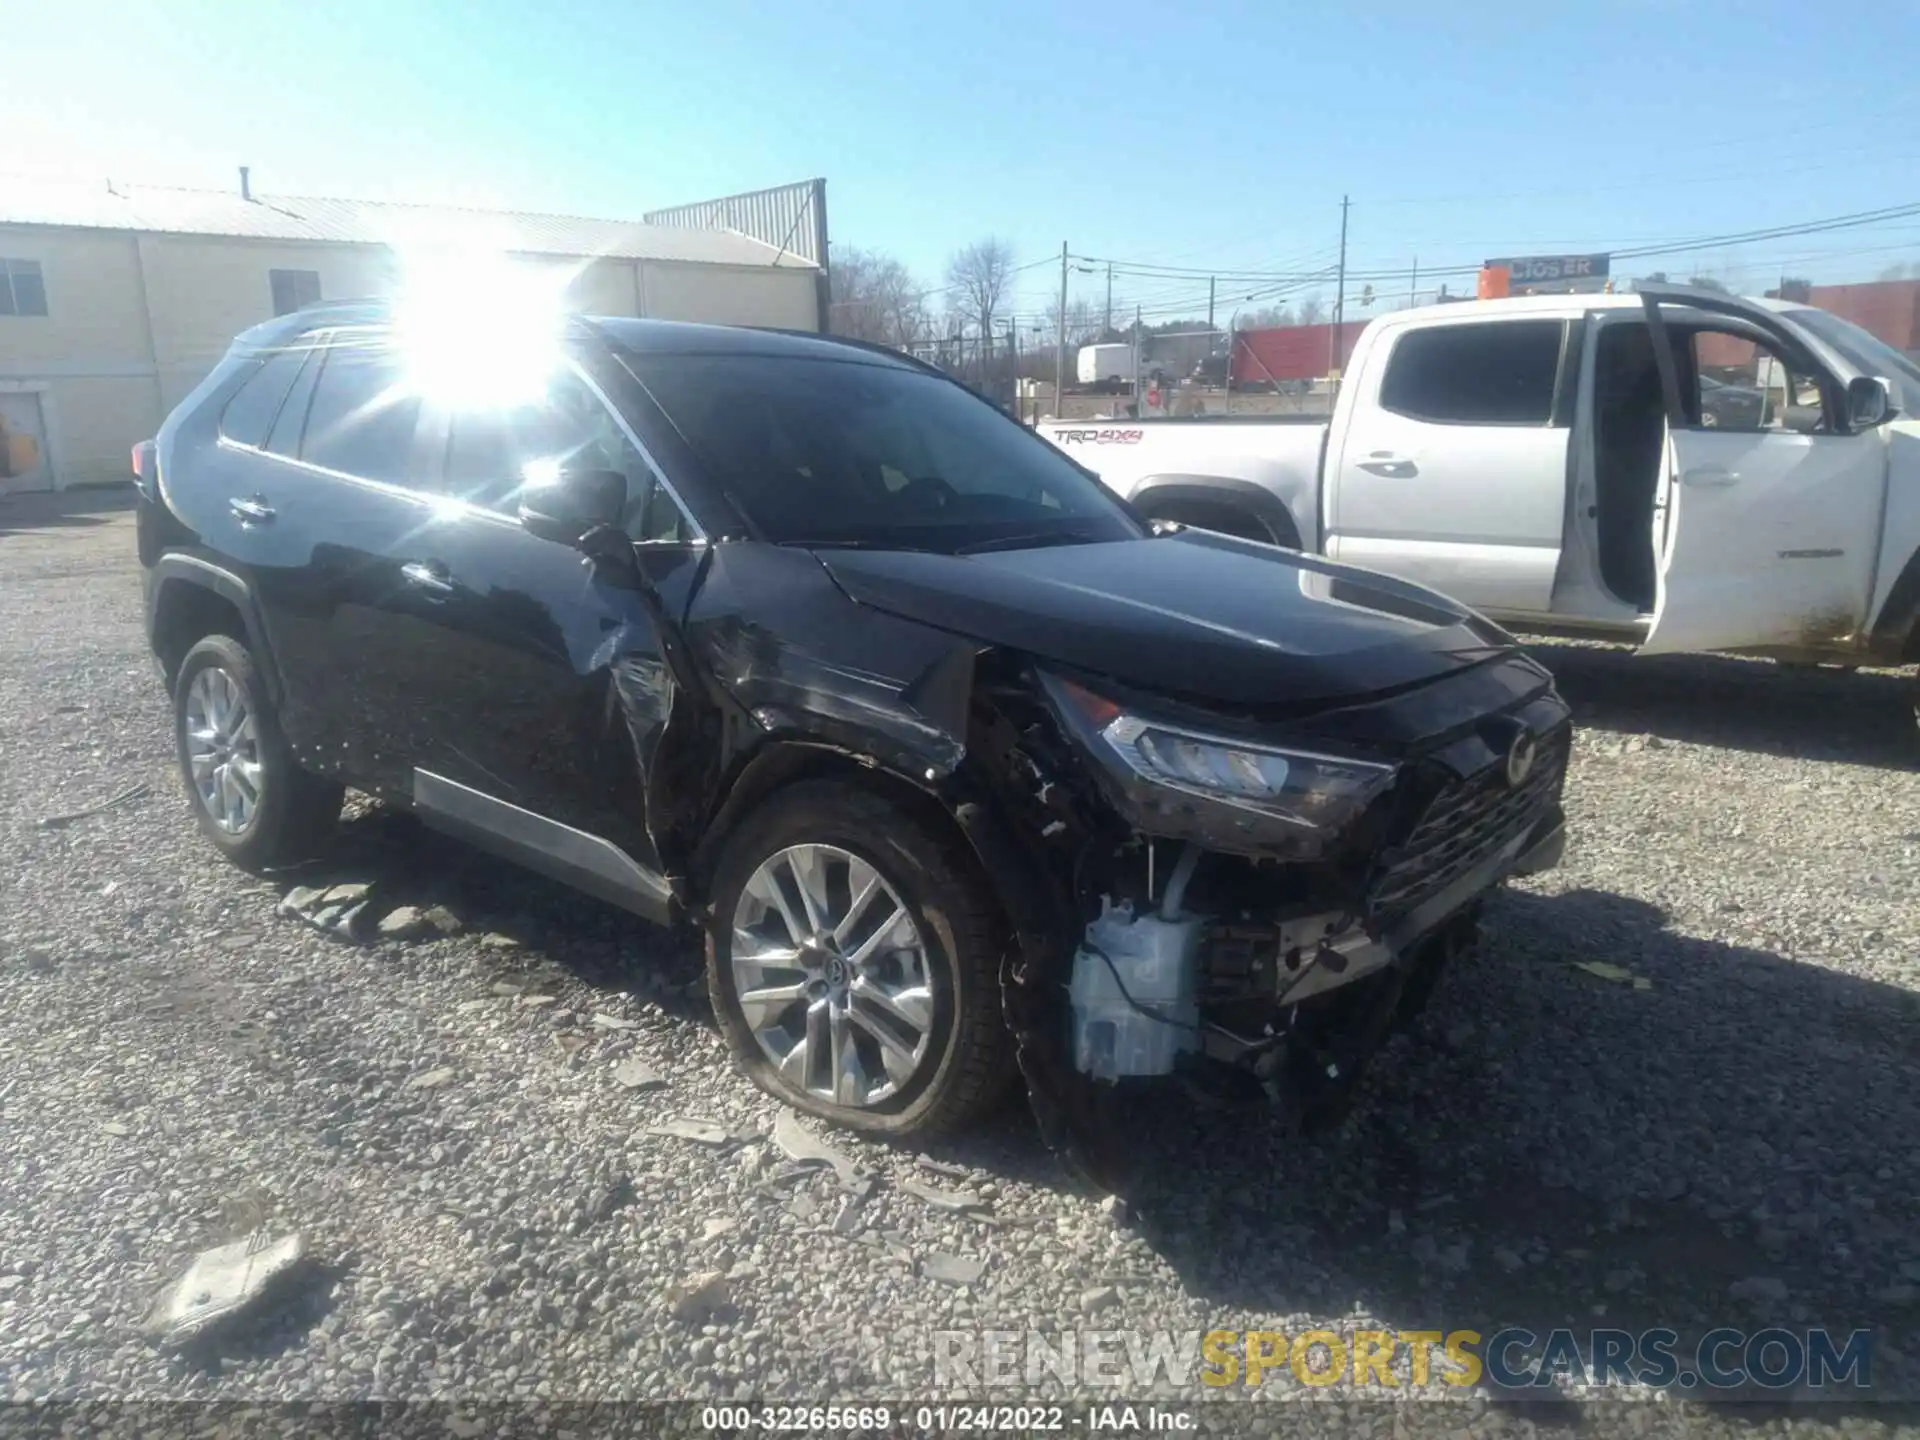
[{"x1": 0, "y1": 174, "x2": 828, "y2": 490}]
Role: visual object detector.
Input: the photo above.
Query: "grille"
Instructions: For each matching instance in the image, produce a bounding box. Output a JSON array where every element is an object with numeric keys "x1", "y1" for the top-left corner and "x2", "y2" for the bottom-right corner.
[{"x1": 1369, "y1": 725, "x2": 1569, "y2": 922}]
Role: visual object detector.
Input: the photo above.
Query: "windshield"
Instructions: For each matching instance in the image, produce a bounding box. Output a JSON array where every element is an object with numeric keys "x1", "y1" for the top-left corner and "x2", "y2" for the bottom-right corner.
[
  {"x1": 1786, "y1": 307, "x2": 1920, "y2": 413},
  {"x1": 625, "y1": 354, "x2": 1141, "y2": 552}
]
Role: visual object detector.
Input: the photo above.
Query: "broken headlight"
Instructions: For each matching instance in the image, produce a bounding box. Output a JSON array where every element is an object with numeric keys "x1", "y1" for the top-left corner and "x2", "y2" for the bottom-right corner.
[{"x1": 1041, "y1": 672, "x2": 1398, "y2": 836}]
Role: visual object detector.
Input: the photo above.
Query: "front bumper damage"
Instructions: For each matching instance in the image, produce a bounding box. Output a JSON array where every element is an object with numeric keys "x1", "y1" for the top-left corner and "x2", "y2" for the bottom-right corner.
[
  {"x1": 1002, "y1": 804, "x2": 1567, "y2": 1190},
  {"x1": 972, "y1": 669, "x2": 1573, "y2": 1190},
  {"x1": 1255, "y1": 806, "x2": 1566, "y2": 1012}
]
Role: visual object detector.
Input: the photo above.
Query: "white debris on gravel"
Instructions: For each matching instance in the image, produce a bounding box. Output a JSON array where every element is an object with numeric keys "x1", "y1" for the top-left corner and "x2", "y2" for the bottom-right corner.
[
  {"x1": 611, "y1": 1058, "x2": 665, "y2": 1091},
  {"x1": 3, "y1": 498, "x2": 1919, "y2": 1432},
  {"x1": 145, "y1": 1233, "x2": 306, "y2": 1348}
]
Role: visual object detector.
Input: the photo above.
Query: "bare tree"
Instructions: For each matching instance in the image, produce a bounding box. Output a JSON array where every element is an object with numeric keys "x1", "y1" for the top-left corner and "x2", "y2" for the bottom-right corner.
[
  {"x1": 1234, "y1": 304, "x2": 1296, "y2": 329},
  {"x1": 946, "y1": 237, "x2": 1018, "y2": 347},
  {"x1": 1296, "y1": 295, "x2": 1326, "y2": 326},
  {"x1": 829, "y1": 246, "x2": 929, "y2": 350},
  {"x1": 1686, "y1": 274, "x2": 1730, "y2": 293},
  {"x1": 1043, "y1": 294, "x2": 1099, "y2": 347}
]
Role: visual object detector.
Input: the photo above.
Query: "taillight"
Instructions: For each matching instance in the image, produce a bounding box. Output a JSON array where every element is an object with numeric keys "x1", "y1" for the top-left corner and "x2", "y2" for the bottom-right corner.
[{"x1": 131, "y1": 440, "x2": 157, "y2": 496}]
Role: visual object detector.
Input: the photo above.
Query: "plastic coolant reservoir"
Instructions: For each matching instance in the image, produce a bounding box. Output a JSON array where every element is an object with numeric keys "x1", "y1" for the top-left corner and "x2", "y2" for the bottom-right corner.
[{"x1": 1069, "y1": 900, "x2": 1203, "y2": 1081}]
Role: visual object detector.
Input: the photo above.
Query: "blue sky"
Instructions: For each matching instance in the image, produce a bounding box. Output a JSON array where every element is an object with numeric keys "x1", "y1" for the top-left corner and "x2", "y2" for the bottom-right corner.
[{"x1": 8, "y1": 0, "x2": 1920, "y2": 326}]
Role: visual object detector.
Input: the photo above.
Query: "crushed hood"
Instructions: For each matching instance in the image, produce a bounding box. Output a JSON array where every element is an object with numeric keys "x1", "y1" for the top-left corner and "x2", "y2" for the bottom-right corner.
[{"x1": 813, "y1": 529, "x2": 1518, "y2": 709}]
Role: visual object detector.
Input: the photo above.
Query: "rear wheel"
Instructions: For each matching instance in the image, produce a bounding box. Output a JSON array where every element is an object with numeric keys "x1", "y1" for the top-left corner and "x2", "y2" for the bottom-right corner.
[
  {"x1": 706, "y1": 781, "x2": 1015, "y2": 1137},
  {"x1": 173, "y1": 634, "x2": 342, "y2": 871}
]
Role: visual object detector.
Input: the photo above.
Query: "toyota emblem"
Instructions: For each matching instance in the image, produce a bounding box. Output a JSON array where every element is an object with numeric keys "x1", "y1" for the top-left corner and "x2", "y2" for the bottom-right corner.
[{"x1": 1504, "y1": 732, "x2": 1538, "y2": 789}]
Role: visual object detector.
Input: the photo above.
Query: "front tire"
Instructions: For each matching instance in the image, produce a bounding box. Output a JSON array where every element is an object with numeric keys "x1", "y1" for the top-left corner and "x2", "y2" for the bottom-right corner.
[
  {"x1": 173, "y1": 634, "x2": 343, "y2": 871},
  {"x1": 706, "y1": 780, "x2": 1015, "y2": 1137}
]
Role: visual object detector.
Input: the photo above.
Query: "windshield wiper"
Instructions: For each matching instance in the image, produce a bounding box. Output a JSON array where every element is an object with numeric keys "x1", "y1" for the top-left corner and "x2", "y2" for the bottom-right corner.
[{"x1": 952, "y1": 528, "x2": 1111, "y2": 556}]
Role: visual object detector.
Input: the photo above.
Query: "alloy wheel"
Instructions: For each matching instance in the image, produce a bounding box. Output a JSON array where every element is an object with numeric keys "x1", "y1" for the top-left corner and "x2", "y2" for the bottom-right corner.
[
  {"x1": 183, "y1": 665, "x2": 263, "y2": 834},
  {"x1": 729, "y1": 843, "x2": 943, "y2": 1108}
]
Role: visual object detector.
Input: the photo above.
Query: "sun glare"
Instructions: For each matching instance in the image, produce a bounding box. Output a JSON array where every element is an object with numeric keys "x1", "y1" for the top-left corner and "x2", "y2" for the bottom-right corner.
[{"x1": 389, "y1": 246, "x2": 571, "y2": 411}]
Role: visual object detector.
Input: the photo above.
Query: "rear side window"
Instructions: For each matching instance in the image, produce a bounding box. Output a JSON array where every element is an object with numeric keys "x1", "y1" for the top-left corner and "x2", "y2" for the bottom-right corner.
[
  {"x1": 1379, "y1": 320, "x2": 1563, "y2": 425},
  {"x1": 218, "y1": 349, "x2": 307, "y2": 447},
  {"x1": 300, "y1": 347, "x2": 424, "y2": 486},
  {"x1": 266, "y1": 346, "x2": 321, "y2": 457}
]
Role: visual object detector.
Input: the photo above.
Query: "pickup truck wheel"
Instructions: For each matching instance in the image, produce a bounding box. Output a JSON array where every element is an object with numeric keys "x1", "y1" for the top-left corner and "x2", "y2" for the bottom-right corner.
[
  {"x1": 706, "y1": 781, "x2": 1015, "y2": 1138},
  {"x1": 173, "y1": 634, "x2": 343, "y2": 871}
]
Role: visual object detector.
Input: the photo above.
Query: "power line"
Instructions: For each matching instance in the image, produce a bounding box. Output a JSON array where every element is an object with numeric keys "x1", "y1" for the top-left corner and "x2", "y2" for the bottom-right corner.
[
  {"x1": 1084, "y1": 201, "x2": 1920, "y2": 292},
  {"x1": 855, "y1": 203, "x2": 1920, "y2": 344}
]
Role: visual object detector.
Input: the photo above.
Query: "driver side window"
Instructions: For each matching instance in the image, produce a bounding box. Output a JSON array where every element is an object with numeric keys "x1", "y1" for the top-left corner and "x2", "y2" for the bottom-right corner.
[
  {"x1": 1686, "y1": 330, "x2": 1823, "y2": 434},
  {"x1": 440, "y1": 368, "x2": 686, "y2": 541}
]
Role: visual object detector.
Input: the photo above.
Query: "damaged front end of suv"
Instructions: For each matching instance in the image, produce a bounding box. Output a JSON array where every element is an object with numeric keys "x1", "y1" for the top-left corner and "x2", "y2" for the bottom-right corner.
[{"x1": 949, "y1": 641, "x2": 1566, "y2": 1182}]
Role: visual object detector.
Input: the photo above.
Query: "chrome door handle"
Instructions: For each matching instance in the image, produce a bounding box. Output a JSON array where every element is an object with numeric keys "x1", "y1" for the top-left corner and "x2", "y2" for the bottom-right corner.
[
  {"x1": 1680, "y1": 466, "x2": 1737, "y2": 487},
  {"x1": 1356, "y1": 452, "x2": 1418, "y2": 477},
  {"x1": 400, "y1": 562, "x2": 454, "y2": 596},
  {"x1": 227, "y1": 496, "x2": 275, "y2": 524}
]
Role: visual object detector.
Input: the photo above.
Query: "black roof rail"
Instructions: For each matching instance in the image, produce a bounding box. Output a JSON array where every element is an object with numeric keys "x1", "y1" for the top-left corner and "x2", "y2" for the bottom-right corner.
[{"x1": 748, "y1": 325, "x2": 939, "y2": 374}]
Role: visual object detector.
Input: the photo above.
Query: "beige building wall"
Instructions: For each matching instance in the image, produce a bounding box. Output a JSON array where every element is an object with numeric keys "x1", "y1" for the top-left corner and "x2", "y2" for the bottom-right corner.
[
  {"x1": 137, "y1": 235, "x2": 398, "y2": 410},
  {"x1": 559, "y1": 257, "x2": 642, "y2": 317},
  {"x1": 0, "y1": 224, "x2": 818, "y2": 490},
  {"x1": 39, "y1": 376, "x2": 164, "y2": 486},
  {"x1": 0, "y1": 225, "x2": 166, "y2": 488},
  {"x1": 640, "y1": 261, "x2": 818, "y2": 328}
]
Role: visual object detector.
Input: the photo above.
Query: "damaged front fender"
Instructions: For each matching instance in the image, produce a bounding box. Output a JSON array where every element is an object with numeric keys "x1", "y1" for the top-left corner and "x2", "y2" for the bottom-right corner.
[{"x1": 650, "y1": 542, "x2": 991, "y2": 895}]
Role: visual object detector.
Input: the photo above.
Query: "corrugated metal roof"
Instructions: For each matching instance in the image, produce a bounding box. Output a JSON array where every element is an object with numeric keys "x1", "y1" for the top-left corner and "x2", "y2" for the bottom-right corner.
[
  {"x1": 645, "y1": 179, "x2": 826, "y2": 265},
  {"x1": 0, "y1": 178, "x2": 816, "y2": 268}
]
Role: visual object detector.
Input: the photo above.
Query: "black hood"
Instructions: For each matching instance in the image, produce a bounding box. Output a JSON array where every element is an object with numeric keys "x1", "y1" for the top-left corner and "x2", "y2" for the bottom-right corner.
[{"x1": 813, "y1": 529, "x2": 1518, "y2": 709}]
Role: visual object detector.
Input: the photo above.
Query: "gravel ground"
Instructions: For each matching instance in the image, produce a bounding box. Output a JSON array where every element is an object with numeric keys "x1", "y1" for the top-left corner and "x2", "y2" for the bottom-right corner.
[{"x1": 3, "y1": 488, "x2": 1919, "y2": 1436}]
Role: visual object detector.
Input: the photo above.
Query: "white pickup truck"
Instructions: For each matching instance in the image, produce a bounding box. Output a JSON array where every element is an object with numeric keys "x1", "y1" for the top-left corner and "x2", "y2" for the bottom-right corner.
[{"x1": 1040, "y1": 285, "x2": 1920, "y2": 664}]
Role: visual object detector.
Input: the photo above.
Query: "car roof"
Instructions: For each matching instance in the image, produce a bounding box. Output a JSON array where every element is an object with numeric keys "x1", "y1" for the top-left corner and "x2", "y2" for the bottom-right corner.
[
  {"x1": 230, "y1": 299, "x2": 923, "y2": 372},
  {"x1": 1381, "y1": 291, "x2": 1807, "y2": 323},
  {"x1": 589, "y1": 317, "x2": 923, "y2": 369}
]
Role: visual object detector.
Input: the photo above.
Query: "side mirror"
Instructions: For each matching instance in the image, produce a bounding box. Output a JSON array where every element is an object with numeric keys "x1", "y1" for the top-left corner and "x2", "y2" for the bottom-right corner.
[
  {"x1": 519, "y1": 467, "x2": 627, "y2": 548},
  {"x1": 1847, "y1": 375, "x2": 1895, "y2": 430}
]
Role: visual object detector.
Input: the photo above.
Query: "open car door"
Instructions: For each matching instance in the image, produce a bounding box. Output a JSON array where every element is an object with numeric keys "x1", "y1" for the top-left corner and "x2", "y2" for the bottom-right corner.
[{"x1": 1638, "y1": 286, "x2": 1891, "y2": 656}]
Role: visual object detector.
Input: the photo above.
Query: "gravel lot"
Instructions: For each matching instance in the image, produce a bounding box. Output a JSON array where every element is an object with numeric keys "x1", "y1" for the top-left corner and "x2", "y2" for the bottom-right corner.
[{"x1": 3, "y1": 488, "x2": 1919, "y2": 1434}]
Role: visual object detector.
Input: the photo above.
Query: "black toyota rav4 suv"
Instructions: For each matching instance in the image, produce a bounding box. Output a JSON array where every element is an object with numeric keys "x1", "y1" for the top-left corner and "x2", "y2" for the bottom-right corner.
[{"x1": 136, "y1": 300, "x2": 1568, "y2": 1166}]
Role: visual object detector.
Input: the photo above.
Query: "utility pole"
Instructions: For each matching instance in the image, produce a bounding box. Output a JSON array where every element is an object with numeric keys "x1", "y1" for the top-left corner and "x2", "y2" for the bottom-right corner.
[
  {"x1": 1207, "y1": 276, "x2": 1215, "y2": 330},
  {"x1": 1132, "y1": 304, "x2": 1142, "y2": 412},
  {"x1": 1409, "y1": 256, "x2": 1418, "y2": 308},
  {"x1": 1329, "y1": 194, "x2": 1350, "y2": 390},
  {"x1": 1054, "y1": 242, "x2": 1068, "y2": 419},
  {"x1": 1105, "y1": 263, "x2": 1113, "y2": 333},
  {"x1": 1008, "y1": 318, "x2": 1021, "y2": 421}
]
